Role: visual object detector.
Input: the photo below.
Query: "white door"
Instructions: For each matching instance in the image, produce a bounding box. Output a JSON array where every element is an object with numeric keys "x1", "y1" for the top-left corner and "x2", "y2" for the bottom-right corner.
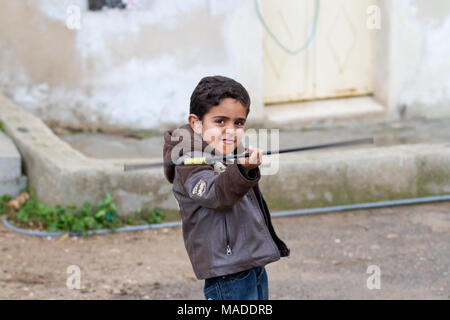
[{"x1": 262, "y1": 0, "x2": 376, "y2": 104}]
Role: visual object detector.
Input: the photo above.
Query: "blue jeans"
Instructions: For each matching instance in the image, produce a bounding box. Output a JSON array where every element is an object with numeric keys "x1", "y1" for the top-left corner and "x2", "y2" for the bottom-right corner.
[{"x1": 203, "y1": 266, "x2": 268, "y2": 300}]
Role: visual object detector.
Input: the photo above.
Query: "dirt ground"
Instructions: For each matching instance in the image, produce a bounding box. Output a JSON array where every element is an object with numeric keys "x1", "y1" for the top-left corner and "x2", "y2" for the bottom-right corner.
[{"x1": 0, "y1": 202, "x2": 449, "y2": 300}]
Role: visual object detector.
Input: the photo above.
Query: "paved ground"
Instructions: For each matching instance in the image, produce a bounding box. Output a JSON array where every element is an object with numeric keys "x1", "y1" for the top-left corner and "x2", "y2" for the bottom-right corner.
[
  {"x1": 55, "y1": 118, "x2": 450, "y2": 159},
  {"x1": 0, "y1": 201, "x2": 448, "y2": 300}
]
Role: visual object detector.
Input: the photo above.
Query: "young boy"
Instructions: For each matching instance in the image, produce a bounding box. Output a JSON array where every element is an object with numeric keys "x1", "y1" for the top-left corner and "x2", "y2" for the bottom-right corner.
[{"x1": 163, "y1": 75, "x2": 290, "y2": 300}]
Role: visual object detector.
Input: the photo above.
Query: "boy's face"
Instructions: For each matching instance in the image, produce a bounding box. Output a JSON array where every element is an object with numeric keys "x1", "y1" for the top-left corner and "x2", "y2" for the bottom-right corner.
[{"x1": 189, "y1": 98, "x2": 247, "y2": 155}]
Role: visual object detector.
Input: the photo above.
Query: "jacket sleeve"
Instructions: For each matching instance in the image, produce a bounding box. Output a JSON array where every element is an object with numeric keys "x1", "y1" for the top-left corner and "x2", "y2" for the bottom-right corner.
[{"x1": 176, "y1": 162, "x2": 260, "y2": 210}]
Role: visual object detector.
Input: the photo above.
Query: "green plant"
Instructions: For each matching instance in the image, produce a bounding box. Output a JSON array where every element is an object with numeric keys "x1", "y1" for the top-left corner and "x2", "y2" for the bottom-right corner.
[
  {"x1": 127, "y1": 206, "x2": 165, "y2": 225},
  {"x1": 147, "y1": 206, "x2": 165, "y2": 224},
  {"x1": 6, "y1": 192, "x2": 166, "y2": 236},
  {"x1": 0, "y1": 120, "x2": 4, "y2": 132},
  {"x1": 0, "y1": 194, "x2": 12, "y2": 216}
]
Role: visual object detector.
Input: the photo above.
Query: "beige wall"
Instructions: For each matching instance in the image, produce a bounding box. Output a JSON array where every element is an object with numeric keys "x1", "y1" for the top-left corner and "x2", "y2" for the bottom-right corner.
[
  {"x1": 0, "y1": 0, "x2": 448, "y2": 131},
  {"x1": 0, "y1": 0, "x2": 264, "y2": 132},
  {"x1": 374, "y1": 0, "x2": 450, "y2": 120}
]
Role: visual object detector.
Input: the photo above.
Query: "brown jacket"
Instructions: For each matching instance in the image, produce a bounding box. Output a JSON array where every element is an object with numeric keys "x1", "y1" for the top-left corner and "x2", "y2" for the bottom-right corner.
[{"x1": 163, "y1": 124, "x2": 290, "y2": 280}]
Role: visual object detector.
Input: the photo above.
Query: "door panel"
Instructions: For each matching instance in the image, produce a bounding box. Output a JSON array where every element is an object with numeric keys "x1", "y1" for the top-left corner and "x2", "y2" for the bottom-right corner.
[{"x1": 263, "y1": 0, "x2": 376, "y2": 104}]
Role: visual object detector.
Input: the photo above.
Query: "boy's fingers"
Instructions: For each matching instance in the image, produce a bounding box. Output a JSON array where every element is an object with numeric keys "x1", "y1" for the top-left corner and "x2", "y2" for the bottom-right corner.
[
  {"x1": 239, "y1": 147, "x2": 263, "y2": 165},
  {"x1": 253, "y1": 149, "x2": 262, "y2": 163},
  {"x1": 243, "y1": 147, "x2": 253, "y2": 163},
  {"x1": 252, "y1": 150, "x2": 261, "y2": 165},
  {"x1": 242, "y1": 147, "x2": 263, "y2": 165},
  {"x1": 249, "y1": 152, "x2": 256, "y2": 164}
]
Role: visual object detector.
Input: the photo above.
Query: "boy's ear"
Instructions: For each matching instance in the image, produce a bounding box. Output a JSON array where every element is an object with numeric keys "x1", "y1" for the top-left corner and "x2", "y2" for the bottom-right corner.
[{"x1": 188, "y1": 114, "x2": 202, "y2": 135}]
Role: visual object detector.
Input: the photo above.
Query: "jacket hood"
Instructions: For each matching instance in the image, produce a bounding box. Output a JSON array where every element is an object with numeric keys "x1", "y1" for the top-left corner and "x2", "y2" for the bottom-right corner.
[
  {"x1": 163, "y1": 123, "x2": 211, "y2": 184},
  {"x1": 163, "y1": 123, "x2": 243, "y2": 184}
]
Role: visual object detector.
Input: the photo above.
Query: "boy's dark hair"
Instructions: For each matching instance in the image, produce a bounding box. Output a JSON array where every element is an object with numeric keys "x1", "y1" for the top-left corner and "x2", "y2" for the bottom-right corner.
[{"x1": 190, "y1": 75, "x2": 251, "y2": 120}]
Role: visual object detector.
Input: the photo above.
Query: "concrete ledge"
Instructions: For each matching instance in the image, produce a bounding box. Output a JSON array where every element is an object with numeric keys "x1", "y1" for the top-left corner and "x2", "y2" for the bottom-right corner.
[
  {"x1": 259, "y1": 143, "x2": 450, "y2": 210},
  {"x1": 0, "y1": 131, "x2": 22, "y2": 180},
  {"x1": 0, "y1": 176, "x2": 28, "y2": 198},
  {"x1": 1, "y1": 93, "x2": 449, "y2": 216},
  {"x1": 0, "y1": 93, "x2": 173, "y2": 216},
  {"x1": 263, "y1": 96, "x2": 387, "y2": 128},
  {"x1": 0, "y1": 130, "x2": 27, "y2": 197}
]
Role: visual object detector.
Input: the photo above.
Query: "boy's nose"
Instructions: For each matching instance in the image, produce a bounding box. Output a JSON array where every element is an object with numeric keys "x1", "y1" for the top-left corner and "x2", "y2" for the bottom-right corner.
[{"x1": 223, "y1": 127, "x2": 236, "y2": 138}]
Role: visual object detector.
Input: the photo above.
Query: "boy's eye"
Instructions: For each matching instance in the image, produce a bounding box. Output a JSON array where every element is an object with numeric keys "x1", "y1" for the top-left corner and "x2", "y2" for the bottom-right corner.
[{"x1": 215, "y1": 119, "x2": 245, "y2": 126}]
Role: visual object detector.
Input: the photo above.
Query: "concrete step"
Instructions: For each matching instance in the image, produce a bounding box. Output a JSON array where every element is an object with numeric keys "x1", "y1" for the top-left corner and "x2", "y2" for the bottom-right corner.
[
  {"x1": 0, "y1": 176, "x2": 27, "y2": 197},
  {"x1": 0, "y1": 131, "x2": 22, "y2": 180},
  {"x1": 0, "y1": 131, "x2": 27, "y2": 197}
]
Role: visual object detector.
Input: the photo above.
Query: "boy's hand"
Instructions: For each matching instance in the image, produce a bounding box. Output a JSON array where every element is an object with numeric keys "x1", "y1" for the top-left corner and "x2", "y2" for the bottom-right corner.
[{"x1": 237, "y1": 147, "x2": 263, "y2": 173}]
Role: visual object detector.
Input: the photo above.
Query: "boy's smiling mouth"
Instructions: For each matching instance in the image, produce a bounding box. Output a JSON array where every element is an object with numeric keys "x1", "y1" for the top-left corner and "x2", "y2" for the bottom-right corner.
[{"x1": 222, "y1": 138, "x2": 235, "y2": 145}]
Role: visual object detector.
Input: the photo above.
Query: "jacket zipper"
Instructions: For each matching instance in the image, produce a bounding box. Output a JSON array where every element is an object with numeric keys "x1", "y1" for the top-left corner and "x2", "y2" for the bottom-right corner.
[{"x1": 223, "y1": 214, "x2": 232, "y2": 255}]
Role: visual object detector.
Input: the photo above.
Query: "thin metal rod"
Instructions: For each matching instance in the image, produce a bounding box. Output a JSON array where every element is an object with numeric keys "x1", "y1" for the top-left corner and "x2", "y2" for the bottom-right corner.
[
  {"x1": 270, "y1": 194, "x2": 450, "y2": 217},
  {"x1": 123, "y1": 137, "x2": 374, "y2": 171}
]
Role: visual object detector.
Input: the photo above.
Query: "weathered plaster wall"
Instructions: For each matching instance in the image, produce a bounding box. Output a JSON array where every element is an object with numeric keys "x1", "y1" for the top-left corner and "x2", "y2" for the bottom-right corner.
[
  {"x1": 1, "y1": 0, "x2": 448, "y2": 130},
  {"x1": 0, "y1": 0, "x2": 264, "y2": 131},
  {"x1": 375, "y1": 0, "x2": 450, "y2": 120}
]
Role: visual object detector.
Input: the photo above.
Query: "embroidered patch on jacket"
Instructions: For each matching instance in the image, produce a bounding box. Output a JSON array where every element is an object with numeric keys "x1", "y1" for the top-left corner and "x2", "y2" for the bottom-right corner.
[
  {"x1": 213, "y1": 161, "x2": 226, "y2": 174},
  {"x1": 192, "y1": 178, "x2": 207, "y2": 197}
]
